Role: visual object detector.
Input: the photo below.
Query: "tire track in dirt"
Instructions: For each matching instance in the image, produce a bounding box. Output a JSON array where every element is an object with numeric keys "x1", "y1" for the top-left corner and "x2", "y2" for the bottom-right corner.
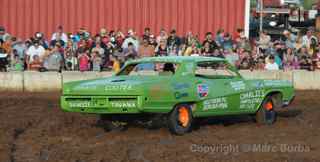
[
  {"x1": 10, "y1": 128, "x2": 27, "y2": 162},
  {"x1": 0, "y1": 91, "x2": 319, "y2": 162}
]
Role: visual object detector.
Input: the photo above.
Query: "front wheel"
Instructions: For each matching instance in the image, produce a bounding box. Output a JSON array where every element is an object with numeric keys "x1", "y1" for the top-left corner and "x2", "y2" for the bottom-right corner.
[
  {"x1": 255, "y1": 96, "x2": 277, "y2": 125},
  {"x1": 167, "y1": 104, "x2": 193, "y2": 135}
]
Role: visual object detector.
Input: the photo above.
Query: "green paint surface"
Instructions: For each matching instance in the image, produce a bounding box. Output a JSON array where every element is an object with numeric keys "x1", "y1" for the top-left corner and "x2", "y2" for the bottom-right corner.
[{"x1": 61, "y1": 56, "x2": 294, "y2": 117}]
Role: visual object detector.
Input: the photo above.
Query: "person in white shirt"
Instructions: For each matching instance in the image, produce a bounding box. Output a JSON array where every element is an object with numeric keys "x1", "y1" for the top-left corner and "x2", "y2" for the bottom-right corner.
[
  {"x1": 302, "y1": 29, "x2": 318, "y2": 49},
  {"x1": 51, "y1": 25, "x2": 68, "y2": 44},
  {"x1": 265, "y1": 55, "x2": 279, "y2": 70},
  {"x1": 122, "y1": 29, "x2": 139, "y2": 51},
  {"x1": 26, "y1": 40, "x2": 45, "y2": 64}
]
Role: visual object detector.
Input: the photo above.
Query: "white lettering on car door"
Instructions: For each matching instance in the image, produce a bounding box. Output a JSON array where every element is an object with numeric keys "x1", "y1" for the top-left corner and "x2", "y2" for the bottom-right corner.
[
  {"x1": 239, "y1": 90, "x2": 265, "y2": 109},
  {"x1": 203, "y1": 97, "x2": 228, "y2": 111},
  {"x1": 230, "y1": 81, "x2": 246, "y2": 91}
]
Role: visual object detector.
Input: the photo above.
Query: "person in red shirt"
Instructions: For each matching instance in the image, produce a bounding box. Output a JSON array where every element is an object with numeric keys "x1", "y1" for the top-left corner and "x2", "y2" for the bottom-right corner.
[{"x1": 78, "y1": 49, "x2": 90, "y2": 72}]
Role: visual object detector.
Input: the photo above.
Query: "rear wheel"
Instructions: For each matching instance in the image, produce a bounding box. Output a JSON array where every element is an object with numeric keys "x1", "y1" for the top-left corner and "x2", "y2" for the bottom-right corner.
[
  {"x1": 167, "y1": 104, "x2": 193, "y2": 135},
  {"x1": 255, "y1": 96, "x2": 277, "y2": 125}
]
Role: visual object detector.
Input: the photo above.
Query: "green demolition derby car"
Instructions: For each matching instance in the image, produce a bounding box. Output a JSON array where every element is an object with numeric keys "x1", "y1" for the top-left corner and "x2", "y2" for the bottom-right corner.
[{"x1": 61, "y1": 56, "x2": 295, "y2": 135}]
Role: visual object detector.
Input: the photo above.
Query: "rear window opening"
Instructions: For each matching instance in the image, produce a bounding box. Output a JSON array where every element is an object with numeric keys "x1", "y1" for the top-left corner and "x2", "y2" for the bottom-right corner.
[
  {"x1": 195, "y1": 61, "x2": 238, "y2": 79},
  {"x1": 118, "y1": 62, "x2": 179, "y2": 76}
]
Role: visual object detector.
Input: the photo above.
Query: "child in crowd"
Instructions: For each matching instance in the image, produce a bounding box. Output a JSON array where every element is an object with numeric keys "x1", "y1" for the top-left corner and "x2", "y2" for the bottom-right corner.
[
  {"x1": 78, "y1": 50, "x2": 90, "y2": 72},
  {"x1": 91, "y1": 51, "x2": 102, "y2": 71},
  {"x1": 10, "y1": 53, "x2": 24, "y2": 71},
  {"x1": 283, "y1": 48, "x2": 299, "y2": 70},
  {"x1": 299, "y1": 55, "x2": 313, "y2": 71},
  {"x1": 255, "y1": 56, "x2": 266, "y2": 70},
  {"x1": 265, "y1": 55, "x2": 279, "y2": 70},
  {"x1": 64, "y1": 41, "x2": 77, "y2": 70},
  {"x1": 29, "y1": 55, "x2": 42, "y2": 71}
]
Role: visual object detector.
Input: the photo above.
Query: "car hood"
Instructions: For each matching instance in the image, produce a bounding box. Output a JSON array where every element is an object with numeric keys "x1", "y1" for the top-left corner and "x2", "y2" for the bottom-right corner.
[{"x1": 62, "y1": 75, "x2": 164, "y2": 96}]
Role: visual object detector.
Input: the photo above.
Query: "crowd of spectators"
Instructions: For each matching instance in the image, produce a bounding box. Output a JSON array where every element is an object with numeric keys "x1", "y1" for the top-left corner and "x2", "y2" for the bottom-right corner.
[{"x1": 0, "y1": 25, "x2": 320, "y2": 72}]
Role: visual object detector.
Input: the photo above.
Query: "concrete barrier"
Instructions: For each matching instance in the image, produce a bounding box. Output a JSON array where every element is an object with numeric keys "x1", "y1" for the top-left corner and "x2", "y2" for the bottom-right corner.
[
  {"x1": 278, "y1": 71, "x2": 293, "y2": 82},
  {"x1": 0, "y1": 72, "x2": 23, "y2": 91},
  {"x1": 99, "y1": 72, "x2": 114, "y2": 78},
  {"x1": 0, "y1": 70, "x2": 319, "y2": 92},
  {"x1": 293, "y1": 70, "x2": 320, "y2": 90},
  {"x1": 23, "y1": 71, "x2": 61, "y2": 92},
  {"x1": 240, "y1": 70, "x2": 279, "y2": 80},
  {"x1": 62, "y1": 71, "x2": 102, "y2": 83}
]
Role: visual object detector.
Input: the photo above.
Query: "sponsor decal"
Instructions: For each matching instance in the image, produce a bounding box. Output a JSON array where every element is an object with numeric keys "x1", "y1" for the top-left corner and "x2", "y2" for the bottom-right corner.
[
  {"x1": 197, "y1": 84, "x2": 209, "y2": 98},
  {"x1": 172, "y1": 83, "x2": 191, "y2": 90},
  {"x1": 252, "y1": 81, "x2": 264, "y2": 89},
  {"x1": 69, "y1": 102, "x2": 91, "y2": 108},
  {"x1": 203, "y1": 97, "x2": 228, "y2": 111},
  {"x1": 230, "y1": 81, "x2": 246, "y2": 91},
  {"x1": 105, "y1": 85, "x2": 133, "y2": 91},
  {"x1": 263, "y1": 80, "x2": 290, "y2": 87},
  {"x1": 110, "y1": 101, "x2": 137, "y2": 108},
  {"x1": 174, "y1": 92, "x2": 189, "y2": 99},
  {"x1": 239, "y1": 90, "x2": 265, "y2": 109},
  {"x1": 75, "y1": 85, "x2": 97, "y2": 90},
  {"x1": 78, "y1": 79, "x2": 110, "y2": 86}
]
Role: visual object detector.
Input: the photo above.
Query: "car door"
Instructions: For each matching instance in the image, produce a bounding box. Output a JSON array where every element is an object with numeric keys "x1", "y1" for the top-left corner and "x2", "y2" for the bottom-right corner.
[{"x1": 194, "y1": 61, "x2": 243, "y2": 116}]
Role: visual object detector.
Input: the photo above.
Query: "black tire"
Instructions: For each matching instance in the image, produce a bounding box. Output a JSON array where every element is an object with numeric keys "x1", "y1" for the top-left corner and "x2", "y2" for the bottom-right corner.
[
  {"x1": 98, "y1": 115, "x2": 127, "y2": 132},
  {"x1": 255, "y1": 96, "x2": 277, "y2": 125},
  {"x1": 167, "y1": 104, "x2": 193, "y2": 135}
]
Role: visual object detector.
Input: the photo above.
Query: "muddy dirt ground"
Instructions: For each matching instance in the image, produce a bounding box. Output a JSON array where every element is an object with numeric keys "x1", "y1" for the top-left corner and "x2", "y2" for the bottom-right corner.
[{"x1": 0, "y1": 91, "x2": 319, "y2": 162}]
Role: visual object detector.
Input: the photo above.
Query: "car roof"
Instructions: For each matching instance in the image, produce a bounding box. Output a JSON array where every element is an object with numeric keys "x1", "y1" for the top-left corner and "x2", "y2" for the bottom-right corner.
[{"x1": 127, "y1": 56, "x2": 226, "y2": 64}]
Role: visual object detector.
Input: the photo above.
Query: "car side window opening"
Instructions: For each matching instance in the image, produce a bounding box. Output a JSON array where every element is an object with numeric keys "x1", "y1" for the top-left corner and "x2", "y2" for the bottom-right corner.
[
  {"x1": 117, "y1": 62, "x2": 178, "y2": 76},
  {"x1": 195, "y1": 61, "x2": 237, "y2": 79}
]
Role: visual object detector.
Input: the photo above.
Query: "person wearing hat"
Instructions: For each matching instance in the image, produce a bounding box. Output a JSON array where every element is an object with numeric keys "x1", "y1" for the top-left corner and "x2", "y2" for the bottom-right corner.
[
  {"x1": 50, "y1": 33, "x2": 65, "y2": 47},
  {"x1": 34, "y1": 32, "x2": 49, "y2": 49},
  {"x1": 0, "y1": 26, "x2": 10, "y2": 42},
  {"x1": 51, "y1": 25, "x2": 68, "y2": 44}
]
